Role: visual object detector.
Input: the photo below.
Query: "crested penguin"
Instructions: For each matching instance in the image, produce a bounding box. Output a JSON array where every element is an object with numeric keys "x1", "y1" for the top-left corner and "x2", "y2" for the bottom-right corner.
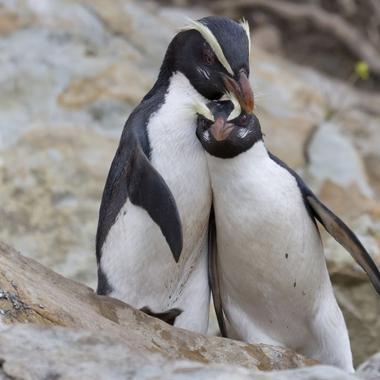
[
  {"x1": 195, "y1": 98, "x2": 380, "y2": 369},
  {"x1": 95, "y1": 17, "x2": 253, "y2": 332}
]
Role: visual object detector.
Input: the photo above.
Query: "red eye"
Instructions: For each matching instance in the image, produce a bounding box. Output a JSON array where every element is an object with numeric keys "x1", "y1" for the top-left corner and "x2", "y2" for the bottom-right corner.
[
  {"x1": 239, "y1": 113, "x2": 249, "y2": 125},
  {"x1": 199, "y1": 117, "x2": 209, "y2": 130},
  {"x1": 202, "y1": 44, "x2": 215, "y2": 65}
]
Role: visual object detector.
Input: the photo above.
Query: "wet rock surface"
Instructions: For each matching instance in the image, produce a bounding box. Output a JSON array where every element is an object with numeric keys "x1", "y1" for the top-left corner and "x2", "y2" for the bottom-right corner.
[{"x1": 0, "y1": 0, "x2": 379, "y2": 371}]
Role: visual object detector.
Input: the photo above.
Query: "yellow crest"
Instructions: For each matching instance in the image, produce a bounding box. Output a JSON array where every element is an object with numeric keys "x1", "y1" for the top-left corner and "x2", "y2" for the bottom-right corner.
[
  {"x1": 239, "y1": 18, "x2": 251, "y2": 56},
  {"x1": 181, "y1": 18, "x2": 234, "y2": 75},
  {"x1": 192, "y1": 99, "x2": 215, "y2": 121}
]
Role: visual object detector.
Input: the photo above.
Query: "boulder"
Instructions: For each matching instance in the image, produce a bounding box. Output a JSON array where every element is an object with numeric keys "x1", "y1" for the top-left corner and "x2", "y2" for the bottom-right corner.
[
  {"x1": 0, "y1": 325, "x2": 360, "y2": 380},
  {"x1": 0, "y1": 241, "x2": 317, "y2": 371},
  {"x1": 0, "y1": 127, "x2": 115, "y2": 288},
  {"x1": 306, "y1": 121, "x2": 373, "y2": 197},
  {"x1": 314, "y1": 181, "x2": 380, "y2": 364},
  {"x1": 357, "y1": 352, "x2": 380, "y2": 380}
]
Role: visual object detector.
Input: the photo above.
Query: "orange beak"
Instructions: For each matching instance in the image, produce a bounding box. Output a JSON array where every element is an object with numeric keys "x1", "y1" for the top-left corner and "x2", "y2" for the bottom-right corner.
[
  {"x1": 223, "y1": 71, "x2": 254, "y2": 113},
  {"x1": 209, "y1": 117, "x2": 234, "y2": 142}
]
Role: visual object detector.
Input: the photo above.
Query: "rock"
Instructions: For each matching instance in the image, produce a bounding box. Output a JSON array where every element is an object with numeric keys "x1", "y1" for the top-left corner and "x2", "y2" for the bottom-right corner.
[
  {"x1": 303, "y1": 117, "x2": 380, "y2": 366},
  {"x1": 252, "y1": 49, "x2": 327, "y2": 169},
  {"x1": 333, "y1": 282, "x2": 380, "y2": 366},
  {"x1": 318, "y1": 181, "x2": 380, "y2": 278},
  {"x1": 258, "y1": 107, "x2": 316, "y2": 169},
  {"x1": 332, "y1": 107, "x2": 380, "y2": 200},
  {"x1": 357, "y1": 352, "x2": 380, "y2": 380},
  {"x1": 253, "y1": 24, "x2": 282, "y2": 54},
  {"x1": 58, "y1": 63, "x2": 154, "y2": 108},
  {"x1": 364, "y1": 154, "x2": 380, "y2": 198},
  {"x1": 0, "y1": 325, "x2": 360, "y2": 380},
  {"x1": 306, "y1": 121, "x2": 373, "y2": 198},
  {"x1": 318, "y1": 181, "x2": 380, "y2": 220},
  {"x1": 315, "y1": 181, "x2": 380, "y2": 364},
  {"x1": 0, "y1": 127, "x2": 116, "y2": 288},
  {"x1": 0, "y1": 7, "x2": 30, "y2": 36},
  {"x1": 0, "y1": 241, "x2": 317, "y2": 371}
]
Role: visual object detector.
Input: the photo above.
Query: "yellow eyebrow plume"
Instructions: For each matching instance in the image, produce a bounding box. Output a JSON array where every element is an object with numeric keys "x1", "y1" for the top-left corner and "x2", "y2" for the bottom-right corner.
[
  {"x1": 239, "y1": 18, "x2": 251, "y2": 56},
  {"x1": 181, "y1": 19, "x2": 234, "y2": 76},
  {"x1": 191, "y1": 99, "x2": 215, "y2": 121},
  {"x1": 225, "y1": 91, "x2": 242, "y2": 121}
]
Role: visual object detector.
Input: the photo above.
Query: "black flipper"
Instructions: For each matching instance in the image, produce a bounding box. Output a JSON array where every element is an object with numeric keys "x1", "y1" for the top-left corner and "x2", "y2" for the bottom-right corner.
[
  {"x1": 208, "y1": 207, "x2": 228, "y2": 337},
  {"x1": 306, "y1": 194, "x2": 380, "y2": 295},
  {"x1": 270, "y1": 152, "x2": 380, "y2": 296},
  {"x1": 140, "y1": 306, "x2": 183, "y2": 325},
  {"x1": 96, "y1": 110, "x2": 183, "y2": 266},
  {"x1": 127, "y1": 140, "x2": 183, "y2": 262}
]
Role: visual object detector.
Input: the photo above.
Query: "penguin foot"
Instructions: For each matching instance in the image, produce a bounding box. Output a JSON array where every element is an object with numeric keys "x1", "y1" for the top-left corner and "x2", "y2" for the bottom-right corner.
[{"x1": 140, "y1": 306, "x2": 183, "y2": 325}]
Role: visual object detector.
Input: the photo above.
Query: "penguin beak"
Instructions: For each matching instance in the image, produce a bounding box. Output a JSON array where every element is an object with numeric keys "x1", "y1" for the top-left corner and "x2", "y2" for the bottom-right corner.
[
  {"x1": 209, "y1": 116, "x2": 234, "y2": 141},
  {"x1": 223, "y1": 71, "x2": 254, "y2": 113}
]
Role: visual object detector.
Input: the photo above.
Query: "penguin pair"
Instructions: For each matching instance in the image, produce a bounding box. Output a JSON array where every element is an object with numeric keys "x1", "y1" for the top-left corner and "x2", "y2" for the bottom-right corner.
[
  {"x1": 194, "y1": 96, "x2": 380, "y2": 372},
  {"x1": 96, "y1": 17, "x2": 253, "y2": 332},
  {"x1": 96, "y1": 15, "x2": 380, "y2": 371}
]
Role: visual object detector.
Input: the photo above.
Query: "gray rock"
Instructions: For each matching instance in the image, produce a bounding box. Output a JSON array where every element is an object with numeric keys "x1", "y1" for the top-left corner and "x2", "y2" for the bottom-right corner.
[
  {"x1": 357, "y1": 352, "x2": 380, "y2": 380},
  {"x1": 306, "y1": 121, "x2": 373, "y2": 197},
  {"x1": 0, "y1": 128, "x2": 116, "y2": 288},
  {"x1": 0, "y1": 241, "x2": 317, "y2": 371},
  {"x1": 0, "y1": 325, "x2": 362, "y2": 380}
]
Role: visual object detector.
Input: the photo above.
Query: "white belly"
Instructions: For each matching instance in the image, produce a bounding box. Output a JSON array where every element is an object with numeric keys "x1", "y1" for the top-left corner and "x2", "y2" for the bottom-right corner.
[
  {"x1": 208, "y1": 141, "x2": 352, "y2": 370},
  {"x1": 100, "y1": 73, "x2": 211, "y2": 332}
]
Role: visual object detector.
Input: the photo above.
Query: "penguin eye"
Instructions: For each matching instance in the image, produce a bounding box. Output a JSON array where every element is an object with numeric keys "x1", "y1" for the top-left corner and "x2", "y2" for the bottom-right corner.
[
  {"x1": 238, "y1": 113, "x2": 249, "y2": 126},
  {"x1": 198, "y1": 117, "x2": 208, "y2": 130},
  {"x1": 202, "y1": 44, "x2": 215, "y2": 66}
]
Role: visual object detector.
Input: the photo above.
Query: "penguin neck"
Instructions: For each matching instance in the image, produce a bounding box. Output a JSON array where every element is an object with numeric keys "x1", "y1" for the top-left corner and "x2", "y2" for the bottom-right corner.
[
  {"x1": 206, "y1": 139, "x2": 269, "y2": 194},
  {"x1": 208, "y1": 139, "x2": 269, "y2": 175},
  {"x1": 160, "y1": 71, "x2": 206, "y2": 122},
  {"x1": 232, "y1": 139, "x2": 269, "y2": 165},
  {"x1": 146, "y1": 71, "x2": 206, "y2": 153},
  {"x1": 142, "y1": 35, "x2": 182, "y2": 102},
  {"x1": 142, "y1": 65, "x2": 172, "y2": 102},
  {"x1": 234, "y1": 127, "x2": 264, "y2": 156},
  {"x1": 247, "y1": 139, "x2": 268, "y2": 159}
]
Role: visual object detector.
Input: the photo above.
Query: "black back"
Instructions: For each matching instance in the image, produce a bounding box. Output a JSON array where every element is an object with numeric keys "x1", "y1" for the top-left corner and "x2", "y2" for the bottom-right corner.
[
  {"x1": 96, "y1": 86, "x2": 166, "y2": 263},
  {"x1": 96, "y1": 77, "x2": 184, "y2": 294}
]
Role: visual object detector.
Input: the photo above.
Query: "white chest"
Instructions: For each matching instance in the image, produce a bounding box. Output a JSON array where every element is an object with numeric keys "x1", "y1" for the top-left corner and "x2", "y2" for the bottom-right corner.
[
  {"x1": 208, "y1": 142, "x2": 328, "y2": 310},
  {"x1": 209, "y1": 142, "x2": 306, "y2": 241},
  {"x1": 147, "y1": 72, "x2": 211, "y2": 246},
  {"x1": 100, "y1": 73, "x2": 211, "y2": 310},
  {"x1": 207, "y1": 143, "x2": 351, "y2": 368}
]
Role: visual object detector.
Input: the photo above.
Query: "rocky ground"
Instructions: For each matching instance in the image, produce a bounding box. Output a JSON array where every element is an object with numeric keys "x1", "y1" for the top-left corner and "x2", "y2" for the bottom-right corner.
[
  {"x1": 0, "y1": 241, "x2": 377, "y2": 379},
  {"x1": 0, "y1": 0, "x2": 379, "y2": 376}
]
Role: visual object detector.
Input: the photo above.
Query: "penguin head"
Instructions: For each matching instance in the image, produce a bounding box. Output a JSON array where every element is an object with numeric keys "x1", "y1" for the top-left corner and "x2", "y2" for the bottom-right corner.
[
  {"x1": 195, "y1": 95, "x2": 262, "y2": 159},
  {"x1": 162, "y1": 16, "x2": 254, "y2": 113}
]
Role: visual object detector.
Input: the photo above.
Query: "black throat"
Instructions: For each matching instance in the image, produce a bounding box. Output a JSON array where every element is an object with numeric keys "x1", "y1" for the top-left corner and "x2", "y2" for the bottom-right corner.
[{"x1": 196, "y1": 109, "x2": 263, "y2": 159}]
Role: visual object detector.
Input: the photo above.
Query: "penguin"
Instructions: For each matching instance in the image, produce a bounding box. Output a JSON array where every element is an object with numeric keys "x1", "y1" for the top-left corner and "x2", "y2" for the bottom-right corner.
[
  {"x1": 95, "y1": 17, "x2": 253, "y2": 332},
  {"x1": 194, "y1": 97, "x2": 380, "y2": 370}
]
